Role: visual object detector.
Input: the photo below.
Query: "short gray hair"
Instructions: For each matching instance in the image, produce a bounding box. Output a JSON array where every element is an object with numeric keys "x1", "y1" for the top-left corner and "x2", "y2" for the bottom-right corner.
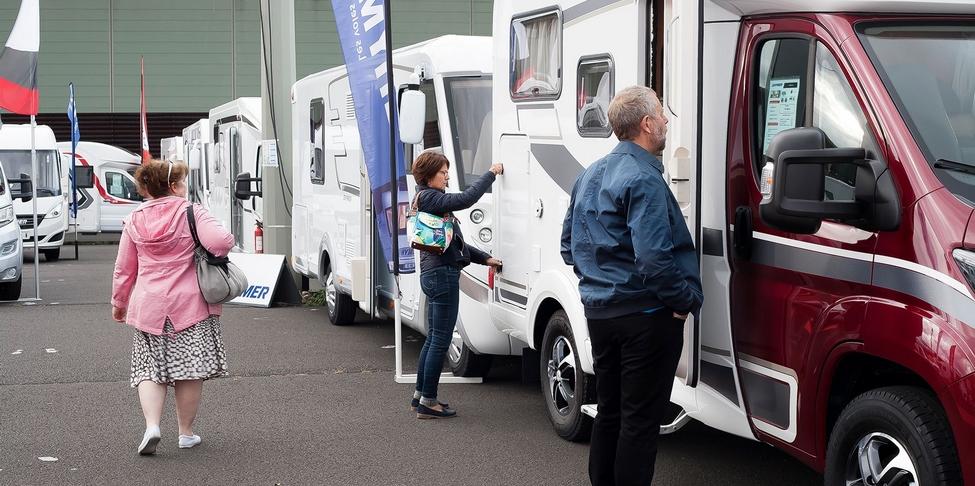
[{"x1": 608, "y1": 86, "x2": 662, "y2": 140}]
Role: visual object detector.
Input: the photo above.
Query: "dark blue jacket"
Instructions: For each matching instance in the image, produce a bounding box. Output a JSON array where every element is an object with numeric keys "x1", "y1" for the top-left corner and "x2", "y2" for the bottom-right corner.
[
  {"x1": 415, "y1": 171, "x2": 495, "y2": 273},
  {"x1": 561, "y1": 141, "x2": 703, "y2": 319}
]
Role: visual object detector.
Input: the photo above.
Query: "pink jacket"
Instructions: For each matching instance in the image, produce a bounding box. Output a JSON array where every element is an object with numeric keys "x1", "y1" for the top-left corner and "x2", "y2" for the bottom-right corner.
[{"x1": 112, "y1": 196, "x2": 235, "y2": 335}]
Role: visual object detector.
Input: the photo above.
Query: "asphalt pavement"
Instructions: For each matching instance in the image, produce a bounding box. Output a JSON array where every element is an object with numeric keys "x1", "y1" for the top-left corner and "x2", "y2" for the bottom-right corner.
[{"x1": 0, "y1": 246, "x2": 824, "y2": 485}]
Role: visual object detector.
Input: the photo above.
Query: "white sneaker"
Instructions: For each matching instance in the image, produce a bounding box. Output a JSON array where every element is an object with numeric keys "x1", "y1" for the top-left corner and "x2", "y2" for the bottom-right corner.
[
  {"x1": 137, "y1": 426, "x2": 161, "y2": 455},
  {"x1": 178, "y1": 434, "x2": 201, "y2": 449}
]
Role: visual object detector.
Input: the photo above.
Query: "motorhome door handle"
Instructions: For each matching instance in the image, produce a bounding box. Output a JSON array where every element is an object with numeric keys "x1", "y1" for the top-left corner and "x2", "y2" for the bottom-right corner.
[
  {"x1": 534, "y1": 198, "x2": 544, "y2": 218},
  {"x1": 733, "y1": 206, "x2": 753, "y2": 260}
]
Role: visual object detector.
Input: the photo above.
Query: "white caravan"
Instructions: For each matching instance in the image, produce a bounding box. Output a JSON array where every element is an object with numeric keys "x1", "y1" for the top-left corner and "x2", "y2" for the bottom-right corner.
[
  {"x1": 182, "y1": 118, "x2": 212, "y2": 207},
  {"x1": 0, "y1": 124, "x2": 67, "y2": 261},
  {"x1": 159, "y1": 136, "x2": 184, "y2": 163},
  {"x1": 57, "y1": 141, "x2": 142, "y2": 234},
  {"x1": 0, "y1": 161, "x2": 23, "y2": 300},
  {"x1": 208, "y1": 98, "x2": 263, "y2": 252},
  {"x1": 291, "y1": 35, "x2": 505, "y2": 375}
]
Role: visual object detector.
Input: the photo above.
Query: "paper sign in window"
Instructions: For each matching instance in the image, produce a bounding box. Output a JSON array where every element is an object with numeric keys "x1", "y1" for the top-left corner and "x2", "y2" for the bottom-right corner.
[{"x1": 763, "y1": 77, "x2": 801, "y2": 153}]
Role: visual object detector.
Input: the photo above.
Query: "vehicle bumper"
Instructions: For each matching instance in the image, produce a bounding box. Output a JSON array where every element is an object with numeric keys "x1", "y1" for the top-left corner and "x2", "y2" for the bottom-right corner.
[
  {"x1": 19, "y1": 215, "x2": 66, "y2": 250},
  {"x1": 947, "y1": 372, "x2": 975, "y2": 483},
  {"x1": 0, "y1": 223, "x2": 22, "y2": 281}
]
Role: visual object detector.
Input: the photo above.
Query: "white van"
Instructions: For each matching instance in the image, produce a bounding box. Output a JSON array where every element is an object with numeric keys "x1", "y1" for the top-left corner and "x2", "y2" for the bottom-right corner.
[
  {"x1": 291, "y1": 35, "x2": 505, "y2": 376},
  {"x1": 0, "y1": 124, "x2": 67, "y2": 261},
  {"x1": 0, "y1": 160, "x2": 23, "y2": 300},
  {"x1": 208, "y1": 98, "x2": 263, "y2": 253},
  {"x1": 182, "y1": 119, "x2": 212, "y2": 207},
  {"x1": 57, "y1": 141, "x2": 142, "y2": 233}
]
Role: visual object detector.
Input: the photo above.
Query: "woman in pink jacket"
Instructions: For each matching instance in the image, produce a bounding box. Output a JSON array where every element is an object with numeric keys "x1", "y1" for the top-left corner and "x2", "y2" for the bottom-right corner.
[{"x1": 112, "y1": 159, "x2": 235, "y2": 455}]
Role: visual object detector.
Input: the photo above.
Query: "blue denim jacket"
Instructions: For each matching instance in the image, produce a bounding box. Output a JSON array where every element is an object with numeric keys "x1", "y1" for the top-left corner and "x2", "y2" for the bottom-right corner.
[{"x1": 561, "y1": 141, "x2": 703, "y2": 319}]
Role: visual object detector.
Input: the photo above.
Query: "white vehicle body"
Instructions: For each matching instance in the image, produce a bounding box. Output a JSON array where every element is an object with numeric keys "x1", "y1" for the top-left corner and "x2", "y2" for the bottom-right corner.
[
  {"x1": 291, "y1": 35, "x2": 509, "y2": 371},
  {"x1": 159, "y1": 136, "x2": 184, "y2": 163},
  {"x1": 0, "y1": 124, "x2": 68, "y2": 260},
  {"x1": 0, "y1": 161, "x2": 23, "y2": 300},
  {"x1": 208, "y1": 98, "x2": 263, "y2": 252},
  {"x1": 182, "y1": 118, "x2": 212, "y2": 207},
  {"x1": 490, "y1": 0, "x2": 746, "y2": 439},
  {"x1": 57, "y1": 141, "x2": 142, "y2": 234}
]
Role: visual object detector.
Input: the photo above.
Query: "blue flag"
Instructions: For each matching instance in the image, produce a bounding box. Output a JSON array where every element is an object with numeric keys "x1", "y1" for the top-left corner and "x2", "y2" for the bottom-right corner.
[
  {"x1": 330, "y1": 0, "x2": 413, "y2": 274},
  {"x1": 67, "y1": 82, "x2": 80, "y2": 219}
]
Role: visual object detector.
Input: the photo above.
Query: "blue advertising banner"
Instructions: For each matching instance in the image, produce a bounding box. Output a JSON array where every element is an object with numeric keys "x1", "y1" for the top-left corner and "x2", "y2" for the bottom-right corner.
[
  {"x1": 67, "y1": 82, "x2": 79, "y2": 219},
  {"x1": 330, "y1": 0, "x2": 413, "y2": 274}
]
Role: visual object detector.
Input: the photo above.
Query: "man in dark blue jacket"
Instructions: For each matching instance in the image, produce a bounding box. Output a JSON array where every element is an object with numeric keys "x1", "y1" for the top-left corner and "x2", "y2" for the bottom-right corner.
[{"x1": 561, "y1": 86, "x2": 703, "y2": 486}]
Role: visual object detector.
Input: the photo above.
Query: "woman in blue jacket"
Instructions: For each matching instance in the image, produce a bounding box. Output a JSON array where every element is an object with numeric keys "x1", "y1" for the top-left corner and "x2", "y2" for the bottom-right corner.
[{"x1": 410, "y1": 151, "x2": 503, "y2": 419}]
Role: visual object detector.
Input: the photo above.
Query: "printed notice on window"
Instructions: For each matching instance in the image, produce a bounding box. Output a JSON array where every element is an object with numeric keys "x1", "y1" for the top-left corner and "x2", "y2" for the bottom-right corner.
[{"x1": 763, "y1": 77, "x2": 801, "y2": 153}]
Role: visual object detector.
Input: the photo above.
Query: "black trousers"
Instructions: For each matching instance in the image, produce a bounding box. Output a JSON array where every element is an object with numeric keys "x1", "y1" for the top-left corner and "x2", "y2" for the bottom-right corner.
[{"x1": 587, "y1": 310, "x2": 685, "y2": 486}]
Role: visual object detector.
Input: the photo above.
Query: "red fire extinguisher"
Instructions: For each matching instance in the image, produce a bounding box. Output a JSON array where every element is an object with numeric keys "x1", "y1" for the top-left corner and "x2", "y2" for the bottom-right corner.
[{"x1": 255, "y1": 222, "x2": 264, "y2": 254}]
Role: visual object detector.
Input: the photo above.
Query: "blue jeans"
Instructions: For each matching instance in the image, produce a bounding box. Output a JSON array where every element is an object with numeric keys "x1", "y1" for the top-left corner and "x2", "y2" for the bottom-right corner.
[{"x1": 415, "y1": 265, "x2": 460, "y2": 402}]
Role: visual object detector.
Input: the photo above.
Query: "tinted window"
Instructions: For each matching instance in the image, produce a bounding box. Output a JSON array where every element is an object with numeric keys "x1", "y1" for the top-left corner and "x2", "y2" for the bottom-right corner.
[
  {"x1": 105, "y1": 171, "x2": 142, "y2": 201},
  {"x1": 310, "y1": 98, "x2": 325, "y2": 185}
]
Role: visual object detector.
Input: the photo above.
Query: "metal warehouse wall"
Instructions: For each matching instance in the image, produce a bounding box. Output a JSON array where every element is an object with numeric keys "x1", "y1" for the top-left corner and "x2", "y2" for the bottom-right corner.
[{"x1": 0, "y1": 0, "x2": 492, "y2": 152}]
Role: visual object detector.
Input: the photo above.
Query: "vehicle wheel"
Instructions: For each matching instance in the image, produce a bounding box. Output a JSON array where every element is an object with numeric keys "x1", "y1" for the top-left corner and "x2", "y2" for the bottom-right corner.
[
  {"x1": 448, "y1": 330, "x2": 493, "y2": 378},
  {"x1": 323, "y1": 263, "x2": 356, "y2": 326},
  {"x1": 0, "y1": 275, "x2": 22, "y2": 301},
  {"x1": 42, "y1": 248, "x2": 60, "y2": 262},
  {"x1": 825, "y1": 386, "x2": 962, "y2": 486},
  {"x1": 540, "y1": 310, "x2": 595, "y2": 442}
]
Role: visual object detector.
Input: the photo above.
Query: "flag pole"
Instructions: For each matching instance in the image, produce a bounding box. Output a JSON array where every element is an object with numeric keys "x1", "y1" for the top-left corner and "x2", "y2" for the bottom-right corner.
[
  {"x1": 385, "y1": 0, "x2": 405, "y2": 382},
  {"x1": 30, "y1": 115, "x2": 39, "y2": 299}
]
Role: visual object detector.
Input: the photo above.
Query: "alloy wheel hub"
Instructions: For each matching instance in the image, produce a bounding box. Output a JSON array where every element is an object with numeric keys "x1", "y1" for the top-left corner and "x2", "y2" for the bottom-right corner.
[
  {"x1": 845, "y1": 432, "x2": 919, "y2": 486},
  {"x1": 547, "y1": 335, "x2": 576, "y2": 415}
]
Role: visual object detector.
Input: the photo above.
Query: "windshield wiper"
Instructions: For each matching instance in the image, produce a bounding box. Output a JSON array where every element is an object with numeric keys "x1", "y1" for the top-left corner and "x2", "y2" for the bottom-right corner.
[{"x1": 934, "y1": 158, "x2": 975, "y2": 175}]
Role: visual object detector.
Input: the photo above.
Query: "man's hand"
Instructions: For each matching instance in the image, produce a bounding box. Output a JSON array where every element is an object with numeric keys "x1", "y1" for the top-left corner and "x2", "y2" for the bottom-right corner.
[
  {"x1": 486, "y1": 257, "x2": 503, "y2": 272},
  {"x1": 112, "y1": 306, "x2": 126, "y2": 323}
]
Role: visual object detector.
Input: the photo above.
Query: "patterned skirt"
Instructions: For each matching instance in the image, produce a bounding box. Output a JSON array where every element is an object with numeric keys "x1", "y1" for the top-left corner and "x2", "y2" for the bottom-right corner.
[{"x1": 130, "y1": 315, "x2": 229, "y2": 387}]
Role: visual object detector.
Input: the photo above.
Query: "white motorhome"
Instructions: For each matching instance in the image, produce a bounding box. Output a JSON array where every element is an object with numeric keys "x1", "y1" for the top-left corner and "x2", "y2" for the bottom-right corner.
[
  {"x1": 0, "y1": 160, "x2": 23, "y2": 300},
  {"x1": 208, "y1": 98, "x2": 263, "y2": 252},
  {"x1": 291, "y1": 35, "x2": 504, "y2": 375},
  {"x1": 182, "y1": 119, "x2": 212, "y2": 207},
  {"x1": 0, "y1": 124, "x2": 67, "y2": 261},
  {"x1": 57, "y1": 141, "x2": 142, "y2": 234},
  {"x1": 477, "y1": 0, "x2": 975, "y2": 483},
  {"x1": 159, "y1": 136, "x2": 184, "y2": 163}
]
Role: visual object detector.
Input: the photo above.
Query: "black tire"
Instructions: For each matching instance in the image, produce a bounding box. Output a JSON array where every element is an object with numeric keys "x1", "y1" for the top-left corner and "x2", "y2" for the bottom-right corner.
[
  {"x1": 42, "y1": 248, "x2": 60, "y2": 262},
  {"x1": 825, "y1": 386, "x2": 962, "y2": 486},
  {"x1": 448, "y1": 332, "x2": 493, "y2": 378},
  {"x1": 323, "y1": 262, "x2": 356, "y2": 326},
  {"x1": 0, "y1": 275, "x2": 22, "y2": 301},
  {"x1": 539, "y1": 310, "x2": 595, "y2": 442}
]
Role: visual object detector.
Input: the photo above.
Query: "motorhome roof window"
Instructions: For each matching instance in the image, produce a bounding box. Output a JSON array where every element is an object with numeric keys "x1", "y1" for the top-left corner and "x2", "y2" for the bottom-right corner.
[
  {"x1": 577, "y1": 56, "x2": 614, "y2": 137},
  {"x1": 510, "y1": 9, "x2": 562, "y2": 100},
  {"x1": 0, "y1": 150, "x2": 62, "y2": 196}
]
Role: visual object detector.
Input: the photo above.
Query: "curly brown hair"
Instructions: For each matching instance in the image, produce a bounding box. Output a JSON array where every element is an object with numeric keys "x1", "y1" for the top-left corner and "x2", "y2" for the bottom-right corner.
[
  {"x1": 411, "y1": 151, "x2": 449, "y2": 186},
  {"x1": 134, "y1": 160, "x2": 188, "y2": 199}
]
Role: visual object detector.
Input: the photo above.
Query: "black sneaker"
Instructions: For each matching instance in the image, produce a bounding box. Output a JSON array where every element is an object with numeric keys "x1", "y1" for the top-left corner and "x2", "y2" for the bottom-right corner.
[
  {"x1": 410, "y1": 398, "x2": 448, "y2": 411},
  {"x1": 416, "y1": 403, "x2": 457, "y2": 419}
]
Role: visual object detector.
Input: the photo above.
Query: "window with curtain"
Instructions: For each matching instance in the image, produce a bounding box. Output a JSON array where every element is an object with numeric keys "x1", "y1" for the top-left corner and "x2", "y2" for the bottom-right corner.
[{"x1": 510, "y1": 10, "x2": 562, "y2": 100}]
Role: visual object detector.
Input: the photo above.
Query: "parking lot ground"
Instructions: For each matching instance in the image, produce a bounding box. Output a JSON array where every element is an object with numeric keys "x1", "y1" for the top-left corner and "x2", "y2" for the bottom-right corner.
[{"x1": 1, "y1": 245, "x2": 823, "y2": 485}]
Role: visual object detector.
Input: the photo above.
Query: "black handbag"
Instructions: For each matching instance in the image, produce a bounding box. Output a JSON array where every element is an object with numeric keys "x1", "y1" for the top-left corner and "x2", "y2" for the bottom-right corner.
[{"x1": 186, "y1": 205, "x2": 248, "y2": 304}]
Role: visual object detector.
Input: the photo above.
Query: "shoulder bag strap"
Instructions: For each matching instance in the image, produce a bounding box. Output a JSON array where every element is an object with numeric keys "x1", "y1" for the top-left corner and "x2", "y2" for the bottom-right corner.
[{"x1": 185, "y1": 204, "x2": 203, "y2": 250}]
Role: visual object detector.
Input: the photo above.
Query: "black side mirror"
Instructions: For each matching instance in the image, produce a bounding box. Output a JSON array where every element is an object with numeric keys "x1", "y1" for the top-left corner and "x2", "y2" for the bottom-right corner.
[
  {"x1": 760, "y1": 127, "x2": 900, "y2": 233},
  {"x1": 8, "y1": 175, "x2": 33, "y2": 202},
  {"x1": 234, "y1": 172, "x2": 262, "y2": 201},
  {"x1": 74, "y1": 165, "x2": 94, "y2": 189}
]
